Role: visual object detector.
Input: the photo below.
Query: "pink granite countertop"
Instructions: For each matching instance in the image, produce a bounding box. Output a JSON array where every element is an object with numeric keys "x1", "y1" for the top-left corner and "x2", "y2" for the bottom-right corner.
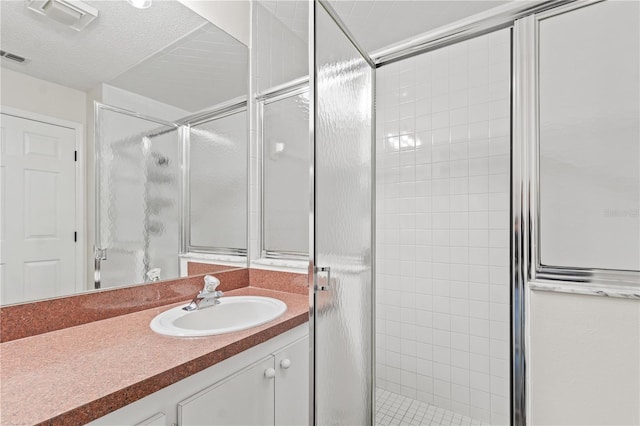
[{"x1": 0, "y1": 287, "x2": 308, "y2": 426}]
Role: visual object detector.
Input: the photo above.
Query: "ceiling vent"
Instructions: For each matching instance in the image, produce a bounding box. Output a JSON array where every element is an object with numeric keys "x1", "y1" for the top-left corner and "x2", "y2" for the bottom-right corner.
[
  {"x1": 26, "y1": 0, "x2": 99, "y2": 31},
  {"x1": 0, "y1": 50, "x2": 30, "y2": 64}
]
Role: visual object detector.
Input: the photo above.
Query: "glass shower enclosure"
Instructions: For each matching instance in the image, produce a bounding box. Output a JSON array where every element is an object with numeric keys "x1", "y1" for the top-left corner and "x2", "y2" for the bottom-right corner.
[
  {"x1": 95, "y1": 104, "x2": 181, "y2": 288},
  {"x1": 310, "y1": 1, "x2": 375, "y2": 424}
]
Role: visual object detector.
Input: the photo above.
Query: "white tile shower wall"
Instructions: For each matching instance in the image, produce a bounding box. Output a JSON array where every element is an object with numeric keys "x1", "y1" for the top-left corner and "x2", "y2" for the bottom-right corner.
[
  {"x1": 255, "y1": 1, "x2": 308, "y2": 93},
  {"x1": 375, "y1": 29, "x2": 511, "y2": 425}
]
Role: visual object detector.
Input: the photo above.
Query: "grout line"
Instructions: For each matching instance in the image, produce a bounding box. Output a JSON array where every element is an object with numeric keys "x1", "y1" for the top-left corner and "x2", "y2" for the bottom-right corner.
[{"x1": 375, "y1": 388, "x2": 491, "y2": 426}]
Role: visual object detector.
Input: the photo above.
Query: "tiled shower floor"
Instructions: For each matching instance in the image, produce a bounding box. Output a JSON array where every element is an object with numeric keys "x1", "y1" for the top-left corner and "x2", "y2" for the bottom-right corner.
[{"x1": 375, "y1": 389, "x2": 490, "y2": 426}]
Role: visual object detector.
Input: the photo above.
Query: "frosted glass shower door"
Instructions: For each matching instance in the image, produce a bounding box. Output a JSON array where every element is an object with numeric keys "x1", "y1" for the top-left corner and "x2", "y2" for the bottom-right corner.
[
  {"x1": 188, "y1": 109, "x2": 247, "y2": 254},
  {"x1": 312, "y1": 2, "x2": 374, "y2": 424},
  {"x1": 96, "y1": 105, "x2": 180, "y2": 288}
]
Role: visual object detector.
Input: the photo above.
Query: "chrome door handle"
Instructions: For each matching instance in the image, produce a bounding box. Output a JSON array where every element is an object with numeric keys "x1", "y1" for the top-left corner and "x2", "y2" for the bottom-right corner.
[
  {"x1": 94, "y1": 247, "x2": 107, "y2": 260},
  {"x1": 316, "y1": 266, "x2": 331, "y2": 291},
  {"x1": 94, "y1": 247, "x2": 107, "y2": 289}
]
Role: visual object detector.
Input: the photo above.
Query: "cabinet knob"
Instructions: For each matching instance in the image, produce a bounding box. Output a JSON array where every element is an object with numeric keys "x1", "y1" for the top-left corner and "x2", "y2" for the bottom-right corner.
[
  {"x1": 280, "y1": 359, "x2": 291, "y2": 369},
  {"x1": 264, "y1": 367, "x2": 276, "y2": 379}
]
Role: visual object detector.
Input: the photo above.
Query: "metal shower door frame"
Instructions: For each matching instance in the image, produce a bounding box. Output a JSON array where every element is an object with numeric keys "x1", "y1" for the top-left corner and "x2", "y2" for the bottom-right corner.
[
  {"x1": 516, "y1": 0, "x2": 640, "y2": 295},
  {"x1": 256, "y1": 77, "x2": 310, "y2": 261},
  {"x1": 308, "y1": 0, "x2": 377, "y2": 424},
  {"x1": 180, "y1": 100, "x2": 249, "y2": 257}
]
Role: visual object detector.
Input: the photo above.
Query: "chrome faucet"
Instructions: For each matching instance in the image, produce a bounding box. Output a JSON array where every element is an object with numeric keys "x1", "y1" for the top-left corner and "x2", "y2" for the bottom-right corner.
[{"x1": 183, "y1": 275, "x2": 224, "y2": 311}]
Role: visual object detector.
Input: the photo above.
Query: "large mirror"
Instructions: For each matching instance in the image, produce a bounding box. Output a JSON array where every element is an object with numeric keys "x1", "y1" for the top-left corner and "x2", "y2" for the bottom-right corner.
[
  {"x1": 253, "y1": 0, "x2": 310, "y2": 263},
  {"x1": 0, "y1": 0, "x2": 249, "y2": 305}
]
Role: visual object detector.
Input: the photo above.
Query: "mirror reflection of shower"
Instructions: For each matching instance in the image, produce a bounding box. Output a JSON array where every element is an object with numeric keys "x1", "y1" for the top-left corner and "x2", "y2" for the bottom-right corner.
[
  {"x1": 95, "y1": 106, "x2": 180, "y2": 289},
  {"x1": 95, "y1": 101, "x2": 248, "y2": 289}
]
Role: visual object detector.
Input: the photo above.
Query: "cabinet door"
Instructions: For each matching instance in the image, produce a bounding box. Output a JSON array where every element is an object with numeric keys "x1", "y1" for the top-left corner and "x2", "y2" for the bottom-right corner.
[
  {"x1": 178, "y1": 356, "x2": 275, "y2": 426},
  {"x1": 274, "y1": 337, "x2": 309, "y2": 426}
]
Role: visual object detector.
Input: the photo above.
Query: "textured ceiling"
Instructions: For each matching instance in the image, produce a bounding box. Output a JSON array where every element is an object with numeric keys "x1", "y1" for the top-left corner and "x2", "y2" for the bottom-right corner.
[
  {"x1": 328, "y1": 0, "x2": 511, "y2": 53},
  {"x1": 259, "y1": 0, "x2": 511, "y2": 54},
  {"x1": 0, "y1": 1, "x2": 206, "y2": 91},
  {"x1": 109, "y1": 23, "x2": 247, "y2": 111},
  {"x1": 0, "y1": 0, "x2": 247, "y2": 112},
  {"x1": 1, "y1": 0, "x2": 509, "y2": 110}
]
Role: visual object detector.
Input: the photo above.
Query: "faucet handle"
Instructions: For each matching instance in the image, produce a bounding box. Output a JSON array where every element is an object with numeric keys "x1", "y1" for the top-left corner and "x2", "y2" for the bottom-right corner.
[{"x1": 203, "y1": 275, "x2": 220, "y2": 292}]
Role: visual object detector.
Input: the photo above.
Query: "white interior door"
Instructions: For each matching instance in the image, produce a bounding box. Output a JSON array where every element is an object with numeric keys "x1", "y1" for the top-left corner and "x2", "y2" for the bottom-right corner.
[{"x1": 0, "y1": 113, "x2": 77, "y2": 304}]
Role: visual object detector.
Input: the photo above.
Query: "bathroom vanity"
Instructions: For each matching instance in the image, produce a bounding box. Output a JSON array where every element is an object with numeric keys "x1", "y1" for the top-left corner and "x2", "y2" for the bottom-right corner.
[
  {"x1": 0, "y1": 279, "x2": 309, "y2": 425},
  {"x1": 90, "y1": 325, "x2": 308, "y2": 426}
]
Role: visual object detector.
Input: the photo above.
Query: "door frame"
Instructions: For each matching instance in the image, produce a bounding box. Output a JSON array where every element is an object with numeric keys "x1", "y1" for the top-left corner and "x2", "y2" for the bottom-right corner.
[
  {"x1": 309, "y1": 1, "x2": 377, "y2": 424},
  {"x1": 0, "y1": 106, "x2": 86, "y2": 294}
]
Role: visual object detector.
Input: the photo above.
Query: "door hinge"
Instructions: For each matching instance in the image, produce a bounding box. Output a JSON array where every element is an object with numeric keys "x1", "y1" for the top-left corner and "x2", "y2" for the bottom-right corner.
[
  {"x1": 74, "y1": 150, "x2": 77, "y2": 162},
  {"x1": 74, "y1": 231, "x2": 77, "y2": 242}
]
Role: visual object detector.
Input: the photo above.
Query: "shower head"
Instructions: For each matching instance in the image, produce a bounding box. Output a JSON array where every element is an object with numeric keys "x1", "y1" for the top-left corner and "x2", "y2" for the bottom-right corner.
[{"x1": 150, "y1": 152, "x2": 170, "y2": 167}]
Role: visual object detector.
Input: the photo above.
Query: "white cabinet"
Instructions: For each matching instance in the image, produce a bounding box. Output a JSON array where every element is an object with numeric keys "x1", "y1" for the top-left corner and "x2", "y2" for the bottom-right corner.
[
  {"x1": 177, "y1": 337, "x2": 309, "y2": 426},
  {"x1": 135, "y1": 413, "x2": 167, "y2": 426},
  {"x1": 89, "y1": 325, "x2": 308, "y2": 426},
  {"x1": 274, "y1": 338, "x2": 309, "y2": 426},
  {"x1": 179, "y1": 356, "x2": 275, "y2": 425}
]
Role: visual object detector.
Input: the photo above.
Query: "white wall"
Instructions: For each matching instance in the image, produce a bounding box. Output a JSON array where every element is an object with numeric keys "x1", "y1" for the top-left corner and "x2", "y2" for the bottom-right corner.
[
  {"x1": 375, "y1": 29, "x2": 512, "y2": 424},
  {"x1": 529, "y1": 291, "x2": 640, "y2": 425},
  {"x1": 527, "y1": 2, "x2": 640, "y2": 424},
  {"x1": 101, "y1": 84, "x2": 190, "y2": 123},
  {"x1": 0, "y1": 68, "x2": 86, "y2": 125}
]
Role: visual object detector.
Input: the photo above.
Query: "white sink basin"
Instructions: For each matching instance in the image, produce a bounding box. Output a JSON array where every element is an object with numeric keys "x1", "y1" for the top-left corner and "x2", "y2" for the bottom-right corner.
[{"x1": 150, "y1": 296, "x2": 287, "y2": 337}]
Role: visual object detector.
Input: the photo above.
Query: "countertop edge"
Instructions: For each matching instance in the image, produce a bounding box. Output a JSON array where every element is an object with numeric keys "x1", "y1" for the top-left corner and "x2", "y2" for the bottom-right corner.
[{"x1": 35, "y1": 311, "x2": 308, "y2": 426}]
